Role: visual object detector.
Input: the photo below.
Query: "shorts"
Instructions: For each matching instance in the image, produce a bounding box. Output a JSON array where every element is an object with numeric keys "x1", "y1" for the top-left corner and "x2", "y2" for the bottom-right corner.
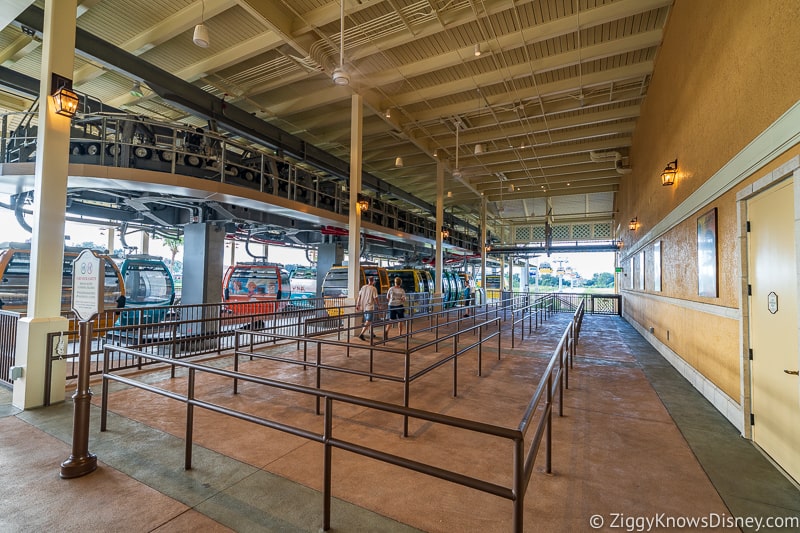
[
  {"x1": 389, "y1": 306, "x2": 405, "y2": 320},
  {"x1": 363, "y1": 311, "x2": 374, "y2": 322}
]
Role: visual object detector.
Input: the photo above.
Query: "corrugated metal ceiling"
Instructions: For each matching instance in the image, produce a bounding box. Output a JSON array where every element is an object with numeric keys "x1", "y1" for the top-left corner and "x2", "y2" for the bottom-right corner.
[{"x1": 1, "y1": 0, "x2": 676, "y2": 238}]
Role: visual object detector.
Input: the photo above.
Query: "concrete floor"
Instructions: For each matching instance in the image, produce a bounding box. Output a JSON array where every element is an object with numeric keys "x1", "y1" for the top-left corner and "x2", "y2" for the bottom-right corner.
[{"x1": 1, "y1": 313, "x2": 798, "y2": 532}]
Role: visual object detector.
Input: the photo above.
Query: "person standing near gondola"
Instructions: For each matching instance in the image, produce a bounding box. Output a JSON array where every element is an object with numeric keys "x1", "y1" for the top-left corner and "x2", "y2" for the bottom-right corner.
[
  {"x1": 385, "y1": 276, "x2": 407, "y2": 338},
  {"x1": 355, "y1": 276, "x2": 379, "y2": 341}
]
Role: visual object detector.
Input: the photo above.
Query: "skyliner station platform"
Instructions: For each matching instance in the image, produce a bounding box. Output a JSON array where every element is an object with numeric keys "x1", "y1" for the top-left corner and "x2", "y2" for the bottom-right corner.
[{"x1": 1, "y1": 307, "x2": 799, "y2": 532}]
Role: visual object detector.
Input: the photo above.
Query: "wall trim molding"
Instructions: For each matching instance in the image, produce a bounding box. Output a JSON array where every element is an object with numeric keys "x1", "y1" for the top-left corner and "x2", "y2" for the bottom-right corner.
[{"x1": 620, "y1": 289, "x2": 740, "y2": 320}]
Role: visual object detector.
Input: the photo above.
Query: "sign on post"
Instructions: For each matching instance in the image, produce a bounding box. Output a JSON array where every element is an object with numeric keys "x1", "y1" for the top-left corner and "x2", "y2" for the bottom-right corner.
[
  {"x1": 71, "y1": 249, "x2": 104, "y2": 321},
  {"x1": 61, "y1": 249, "x2": 104, "y2": 479}
]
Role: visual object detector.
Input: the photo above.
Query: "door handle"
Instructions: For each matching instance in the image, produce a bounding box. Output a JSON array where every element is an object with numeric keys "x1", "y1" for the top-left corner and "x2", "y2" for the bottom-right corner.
[{"x1": 784, "y1": 369, "x2": 800, "y2": 375}]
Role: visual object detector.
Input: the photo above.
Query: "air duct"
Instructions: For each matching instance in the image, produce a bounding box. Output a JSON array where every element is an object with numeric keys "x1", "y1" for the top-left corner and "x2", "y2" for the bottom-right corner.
[{"x1": 589, "y1": 150, "x2": 631, "y2": 175}]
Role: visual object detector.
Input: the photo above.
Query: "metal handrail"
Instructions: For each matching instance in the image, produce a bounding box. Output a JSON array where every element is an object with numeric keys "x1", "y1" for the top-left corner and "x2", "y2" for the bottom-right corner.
[
  {"x1": 509, "y1": 293, "x2": 553, "y2": 348},
  {"x1": 100, "y1": 303, "x2": 583, "y2": 532},
  {"x1": 1, "y1": 110, "x2": 475, "y2": 248}
]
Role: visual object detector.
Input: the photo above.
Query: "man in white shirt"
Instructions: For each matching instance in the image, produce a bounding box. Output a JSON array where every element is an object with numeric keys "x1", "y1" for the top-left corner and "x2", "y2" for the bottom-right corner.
[{"x1": 355, "y1": 276, "x2": 379, "y2": 341}]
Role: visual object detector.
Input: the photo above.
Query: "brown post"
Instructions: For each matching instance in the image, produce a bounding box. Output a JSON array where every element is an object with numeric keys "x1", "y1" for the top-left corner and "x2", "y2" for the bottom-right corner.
[{"x1": 60, "y1": 320, "x2": 98, "y2": 478}]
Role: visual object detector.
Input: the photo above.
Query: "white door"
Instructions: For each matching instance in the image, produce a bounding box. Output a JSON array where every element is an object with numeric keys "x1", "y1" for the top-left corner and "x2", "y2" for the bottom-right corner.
[{"x1": 747, "y1": 178, "x2": 800, "y2": 483}]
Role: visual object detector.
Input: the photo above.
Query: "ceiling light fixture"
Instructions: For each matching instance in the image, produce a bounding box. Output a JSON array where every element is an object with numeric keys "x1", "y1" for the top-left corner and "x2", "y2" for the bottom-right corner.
[
  {"x1": 332, "y1": 1, "x2": 350, "y2": 86},
  {"x1": 629, "y1": 217, "x2": 638, "y2": 231},
  {"x1": 447, "y1": 191, "x2": 453, "y2": 198},
  {"x1": 474, "y1": 43, "x2": 481, "y2": 57},
  {"x1": 130, "y1": 81, "x2": 144, "y2": 98},
  {"x1": 193, "y1": 1, "x2": 209, "y2": 47},
  {"x1": 474, "y1": 143, "x2": 484, "y2": 155},
  {"x1": 51, "y1": 74, "x2": 78, "y2": 117},
  {"x1": 384, "y1": 108, "x2": 392, "y2": 118},
  {"x1": 395, "y1": 156, "x2": 404, "y2": 168}
]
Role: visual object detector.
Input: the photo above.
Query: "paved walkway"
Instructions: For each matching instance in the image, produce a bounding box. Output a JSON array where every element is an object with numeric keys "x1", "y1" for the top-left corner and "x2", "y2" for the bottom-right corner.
[{"x1": 1, "y1": 313, "x2": 798, "y2": 532}]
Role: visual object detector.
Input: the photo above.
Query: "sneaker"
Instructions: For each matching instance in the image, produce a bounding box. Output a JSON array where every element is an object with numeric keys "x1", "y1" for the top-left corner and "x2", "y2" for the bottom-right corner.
[{"x1": 359, "y1": 334, "x2": 366, "y2": 341}]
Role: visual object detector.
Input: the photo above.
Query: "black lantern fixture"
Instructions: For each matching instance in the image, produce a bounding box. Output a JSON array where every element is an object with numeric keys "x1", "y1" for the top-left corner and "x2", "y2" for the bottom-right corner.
[
  {"x1": 661, "y1": 159, "x2": 678, "y2": 186},
  {"x1": 628, "y1": 217, "x2": 638, "y2": 231},
  {"x1": 51, "y1": 74, "x2": 78, "y2": 118}
]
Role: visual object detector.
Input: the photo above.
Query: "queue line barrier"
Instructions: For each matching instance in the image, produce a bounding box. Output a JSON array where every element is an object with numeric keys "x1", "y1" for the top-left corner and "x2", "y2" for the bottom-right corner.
[{"x1": 100, "y1": 299, "x2": 583, "y2": 532}]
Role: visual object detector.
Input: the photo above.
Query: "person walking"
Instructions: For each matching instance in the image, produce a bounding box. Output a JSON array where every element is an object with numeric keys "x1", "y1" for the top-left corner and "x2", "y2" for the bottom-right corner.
[
  {"x1": 385, "y1": 276, "x2": 407, "y2": 338},
  {"x1": 355, "y1": 276, "x2": 379, "y2": 341}
]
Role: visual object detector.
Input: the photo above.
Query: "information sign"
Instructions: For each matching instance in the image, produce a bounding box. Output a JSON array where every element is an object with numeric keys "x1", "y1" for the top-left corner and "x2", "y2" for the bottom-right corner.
[{"x1": 71, "y1": 249, "x2": 104, "y2": 322}]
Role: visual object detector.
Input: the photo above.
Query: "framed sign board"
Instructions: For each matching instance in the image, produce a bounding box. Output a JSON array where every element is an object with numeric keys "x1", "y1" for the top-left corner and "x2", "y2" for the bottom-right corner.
[
  {"x1": 697, "y1": 208, "x2": 718, "y2": 297},
  {"x1": 72, "y1": 249, "x2": 104, "y2": 322}
]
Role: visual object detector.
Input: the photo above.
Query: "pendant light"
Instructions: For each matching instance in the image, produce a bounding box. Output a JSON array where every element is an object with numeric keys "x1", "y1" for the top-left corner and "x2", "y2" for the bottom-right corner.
[
  {"x1": 332, "y1": 1, "x2": 350, "y2": 85},
  {"x1": 193, "y1": 0, "x2": 209, "y2": 48}
]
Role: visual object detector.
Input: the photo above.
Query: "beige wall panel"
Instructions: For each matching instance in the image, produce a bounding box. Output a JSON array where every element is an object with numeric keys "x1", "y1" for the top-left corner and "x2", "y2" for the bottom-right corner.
[{"x1": 624, "y1": 292, "x2": 739, "y2": 398}]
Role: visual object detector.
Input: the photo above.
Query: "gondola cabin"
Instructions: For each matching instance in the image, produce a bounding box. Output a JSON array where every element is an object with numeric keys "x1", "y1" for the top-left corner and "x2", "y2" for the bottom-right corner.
[
  {"x1": 288, "y1": 266, "x2": 317, "y2": 308},
  {"x1": 115, "y1": 255, "x2": 176, "y2": 325},
  {"x1": 321, "y1": 265, "x2": 389, "y2": 316},
  {"x1": 0, "y1": 242, "x2": 123, "y2": 328},
  {"x1": 387, "y1": 268, "x2": 434, "y2": 313},
  {"x1": 222, "y1": 262, "x2": 291, "y2": 315}
]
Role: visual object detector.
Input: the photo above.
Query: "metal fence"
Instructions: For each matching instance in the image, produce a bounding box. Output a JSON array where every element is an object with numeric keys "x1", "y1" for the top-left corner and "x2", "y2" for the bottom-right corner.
[{"x1": 0, "y1": 310, "x2": 20, "y2": 388}]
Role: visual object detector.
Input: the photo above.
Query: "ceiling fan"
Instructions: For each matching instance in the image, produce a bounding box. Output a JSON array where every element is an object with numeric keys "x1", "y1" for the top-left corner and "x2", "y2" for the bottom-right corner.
[{"x1": 332, "y1": 1, "x2": 350, "y2": 86}]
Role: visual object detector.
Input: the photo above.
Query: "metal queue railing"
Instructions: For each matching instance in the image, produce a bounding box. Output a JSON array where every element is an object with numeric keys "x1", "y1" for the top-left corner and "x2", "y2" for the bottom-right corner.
[
  {"x1": 42, "y1": 299, "x2": 326, "y2": 404},
  {"x1": 1, "y1": 291, "x2": 603, "y2": 397},
  {"x1": 237, "y1": 305, "x2": 505, "y2": 437},
  {"x1": 99, "y1": 299, "x2": 583, "y2": 532},
  {"x1": 42, "y1": 293, "x2": 446, "y2": 403},
  {"x1": 509, "y1": 295, "x2": 548, "y2": 349}
]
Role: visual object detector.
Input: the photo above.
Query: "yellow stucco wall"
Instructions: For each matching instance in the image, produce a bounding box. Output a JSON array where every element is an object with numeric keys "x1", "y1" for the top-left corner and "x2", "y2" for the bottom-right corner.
[{"x1": 617, "y1": 0, "x2": 800, "y2": 400}]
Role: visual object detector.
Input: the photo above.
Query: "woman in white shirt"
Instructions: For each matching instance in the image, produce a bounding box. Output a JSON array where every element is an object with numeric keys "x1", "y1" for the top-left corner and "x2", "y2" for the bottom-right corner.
[{"x1": 385, "y1": 276, "x2": 407, "y2": 337}]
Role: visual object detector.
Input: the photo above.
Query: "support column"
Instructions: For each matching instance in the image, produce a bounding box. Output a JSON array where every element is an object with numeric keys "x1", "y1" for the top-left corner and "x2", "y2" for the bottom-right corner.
[
  {"x1": 106, "y1": 227, "x2": 115, "y2": 255},
  {"x1": 524, "y1": 256, "x2": 530, "y2": 293},
  {"x1": 480, "y1": 196, "x2": 487, "y2": 303},
  {"x1": 435, "y1": 159, "x2": 444, "y2": 305},
  {"x1": 181, "y1": 222, "x2": 225, "y2": 336},
  {"x1": 509, "y1": 257, "x2": 514, "y2": 293},
  {"x1": 13, "y1": 0, "x2": 77, "y2": 409},
  {"x1": 317, "y1": 241, "x2": 343, "y2": 297},
  {"x1": 347, "y1": 94, "x2": 363, "y2": 302},
  {"x1": 227, "y1": 238, "x2": 236, "y2": 266}
]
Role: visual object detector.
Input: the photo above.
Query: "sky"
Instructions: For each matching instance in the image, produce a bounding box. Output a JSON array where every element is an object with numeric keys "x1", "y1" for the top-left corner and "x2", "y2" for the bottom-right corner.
[
  {"x1": 537, "y1": 252, "x2": 616, "y2": 278},
  {"x1": 1, "y1": 203, "x2": 615, "y2": 277}
]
